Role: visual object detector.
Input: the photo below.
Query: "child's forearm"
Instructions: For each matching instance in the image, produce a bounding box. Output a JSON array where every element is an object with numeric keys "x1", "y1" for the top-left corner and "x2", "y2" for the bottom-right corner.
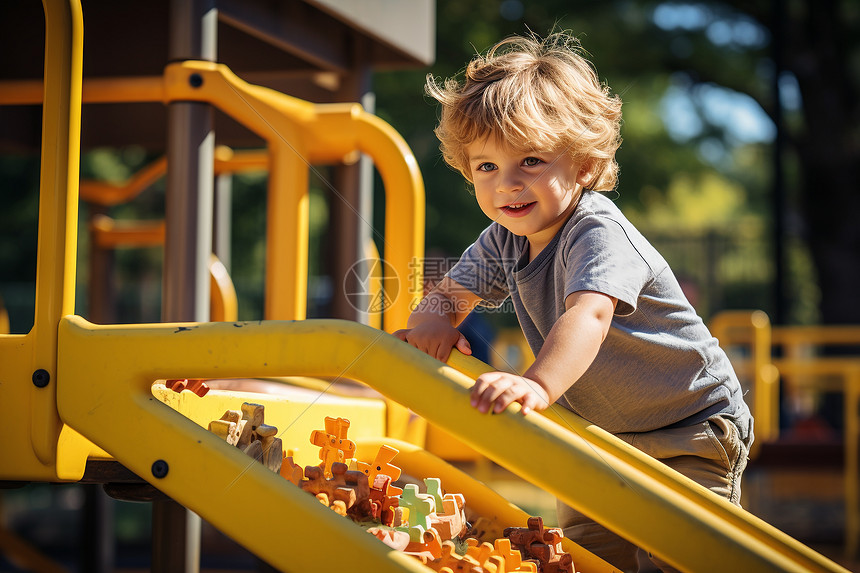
[
  {"x1": 407, "y1": 291, "x2": 459, "y2": 328},
  {"x1": 396, "y1": 278, "x2": 481, "y2": 362},
  {"x1": 407, "y1": 276, "x2": 481, "y2": 329},
  {"x1": 522, "y1": 291, "x2": 616, "y2": 403}
]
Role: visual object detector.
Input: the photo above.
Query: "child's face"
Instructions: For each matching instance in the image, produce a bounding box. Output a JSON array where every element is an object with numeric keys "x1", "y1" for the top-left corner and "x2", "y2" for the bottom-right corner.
[{"x1": 466, "y1": 136, "x2": 590, "y2": 254}]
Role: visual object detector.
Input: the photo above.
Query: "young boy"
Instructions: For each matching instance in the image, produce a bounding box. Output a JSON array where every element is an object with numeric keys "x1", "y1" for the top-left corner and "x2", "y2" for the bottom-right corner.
[{"x1": 394, "y1": 31, "x2": 753, "y2": 572}]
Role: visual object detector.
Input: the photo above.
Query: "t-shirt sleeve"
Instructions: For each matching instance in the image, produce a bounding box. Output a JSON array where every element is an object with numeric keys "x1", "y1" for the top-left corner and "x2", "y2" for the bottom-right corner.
[
  {"x1": 564, "y1": 215, "x2": 653, "y2": 316},
  {"x1": 446, "y1": 224, "x2": 512, "y2": 308}
]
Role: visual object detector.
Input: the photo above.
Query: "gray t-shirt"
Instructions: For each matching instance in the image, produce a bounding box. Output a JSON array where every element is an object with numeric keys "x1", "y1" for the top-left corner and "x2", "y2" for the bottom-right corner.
[{"x1": 448, "y1": 191, "x2": 753, "y2": 442}]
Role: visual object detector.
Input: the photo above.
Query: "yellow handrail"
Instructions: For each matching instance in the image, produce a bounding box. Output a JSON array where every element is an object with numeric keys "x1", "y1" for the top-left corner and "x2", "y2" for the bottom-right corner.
[
  {"x1": 0, "y1": 75, "x2": 165, "y2": 106},
  {"x1": 1, "y1": 67, "x2": 424, "y2": 332},
  {"x1": 774, "y1": 325, "x2": 860, "y2": 347},
  {"x1": 161, "y1": 61, "x2": 424, "y2": 332},
  {"x1": 445, "y1": 350, "x2": 846, "y2": 573},
  {"x1": 78, "y1": 148, "x2": 268, "y2": 207},
  {"x1": 767, "y1": 359, "x2": 860, "y2": 558},
  {"x1": 79, "y1": 156, "x2": 167, "y2": 206},
  {"x1": 30, "y1": 0, "x2": 83, "y2": 467},
  {"x1": 90, "y1": 214, "x2": 165, "y2": 248},
  {"x1": 55, "y1": 316, "x2": 847, "y2": 573}
]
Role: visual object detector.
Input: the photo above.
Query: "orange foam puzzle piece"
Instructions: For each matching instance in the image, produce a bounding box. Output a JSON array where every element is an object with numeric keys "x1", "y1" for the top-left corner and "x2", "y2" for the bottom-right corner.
[
  {"x1": 166, "y1": 378, "x2": 210, "y2": 397},
  {"x1": 504, "y1": 516, "x2": 573, "y2": 573},
  {"x1": 280, "y1": 454, "x2": 304, "y2": 485},
  {"x1": 404, "y1": 527, "x2": 443, "y2": 561},
  {"x1": 356, "y1": 444, "x2": 402, "y2": 496},
  {"x1": 310, "y1": 417, "x2": 356, "y2": 477},
  {"x1": 494, "y1": 538, "x2": 537, "y2": 572},
  {"x1": 427, "y1": 540, "x2": 482, "y2": 573}
]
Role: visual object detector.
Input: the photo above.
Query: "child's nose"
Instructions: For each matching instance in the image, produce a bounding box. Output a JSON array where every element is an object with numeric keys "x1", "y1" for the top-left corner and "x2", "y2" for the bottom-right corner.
[{"x1": 498, "y1": 170, "x2": 524, "y2": 193}]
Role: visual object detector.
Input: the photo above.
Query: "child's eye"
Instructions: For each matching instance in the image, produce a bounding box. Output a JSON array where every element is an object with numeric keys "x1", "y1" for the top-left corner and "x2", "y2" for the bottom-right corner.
[
  {"x1": 476, "y1": 162, "x2": 497, "y2": 172},
  {"x1": 523, "y1": 157, "x2": 543, "y2": 167}
]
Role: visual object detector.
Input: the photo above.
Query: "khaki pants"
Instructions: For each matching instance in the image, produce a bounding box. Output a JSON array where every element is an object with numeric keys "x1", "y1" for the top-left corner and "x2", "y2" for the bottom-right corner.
[{"x1": 556, "y1": 416, "x2": 750, "y2": 573}]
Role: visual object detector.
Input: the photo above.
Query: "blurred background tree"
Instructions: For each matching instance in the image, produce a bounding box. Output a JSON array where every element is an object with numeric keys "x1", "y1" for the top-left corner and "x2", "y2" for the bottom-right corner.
[{"x1": 373, "y1": 0, "x2": 859, "y2": 325}]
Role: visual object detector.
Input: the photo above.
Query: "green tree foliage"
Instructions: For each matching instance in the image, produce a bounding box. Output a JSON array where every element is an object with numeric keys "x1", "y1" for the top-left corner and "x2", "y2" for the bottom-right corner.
[{"x1": 375, "y1": 0, "x2": 857, "y2": 324}]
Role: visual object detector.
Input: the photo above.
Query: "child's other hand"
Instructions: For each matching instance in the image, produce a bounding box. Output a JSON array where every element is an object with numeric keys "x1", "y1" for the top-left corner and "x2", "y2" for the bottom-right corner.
[
  {"x1": 393, "y1": 321, "x2": 472, "y2": 362},
  {"x1": 470, "y1": 372, "x2": 549, "y2": 415}
]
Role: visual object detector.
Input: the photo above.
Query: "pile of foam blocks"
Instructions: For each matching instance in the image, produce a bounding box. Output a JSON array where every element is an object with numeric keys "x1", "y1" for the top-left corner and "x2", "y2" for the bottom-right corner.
[{"x1": 208, "y1": 403, "x2": 575, "y2": 573}]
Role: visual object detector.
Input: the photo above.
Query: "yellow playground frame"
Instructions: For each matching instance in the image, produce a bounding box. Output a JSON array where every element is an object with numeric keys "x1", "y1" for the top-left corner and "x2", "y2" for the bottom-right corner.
[
  {"x1": 0, "y1": 1, "x2": 852, "y2": 571},
  {"x1": 711, "y1": 311, "x2": 860, "y2": 559}
]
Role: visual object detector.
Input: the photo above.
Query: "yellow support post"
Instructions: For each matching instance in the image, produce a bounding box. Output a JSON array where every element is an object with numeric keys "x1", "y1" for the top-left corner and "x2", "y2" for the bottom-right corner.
[
  {"x1": 30, "y1": 0, "x2": 84, "y2": 467},
  {"x1": 267, "y1": 145, "x2": 311, "y2": 322},
  {"x1": 208, "y1": 253, "x2": 238, "y2": 322},
  {"x1": 364, "y1": 240, "x2": 384, "y2": 331},
  {"x1": 0, "y1": 0, "x2": 104, "y2": 481},
  {"x1": 710, "y1": 310, "x2": 780, "y2": 448}
]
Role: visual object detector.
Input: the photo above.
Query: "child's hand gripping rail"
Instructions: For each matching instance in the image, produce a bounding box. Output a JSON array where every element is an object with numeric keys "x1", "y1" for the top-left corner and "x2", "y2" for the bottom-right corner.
[
  {"x1": 56, "y1": 317, "x2": 847, "y2": 573},
  {"x1": 445, "y1": 349, "x2": 849, "y2": 573}
]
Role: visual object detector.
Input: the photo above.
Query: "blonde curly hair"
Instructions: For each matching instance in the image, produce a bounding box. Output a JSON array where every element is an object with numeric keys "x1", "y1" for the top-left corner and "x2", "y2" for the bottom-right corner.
[{"x1": 426, "y1": 31, "x2": 622, "y2": 190}]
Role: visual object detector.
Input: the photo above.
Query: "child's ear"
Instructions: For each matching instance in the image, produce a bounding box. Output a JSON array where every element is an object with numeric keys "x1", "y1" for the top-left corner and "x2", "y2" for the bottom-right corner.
[{"x1": 575, "y1": 159, "x2": 597, "y2": 188}]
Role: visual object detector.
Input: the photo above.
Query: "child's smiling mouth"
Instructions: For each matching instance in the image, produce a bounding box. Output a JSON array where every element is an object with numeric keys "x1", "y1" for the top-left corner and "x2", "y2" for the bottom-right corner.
[{"x1": 500, "y1": 201, "x2": 536, "y2": 217}]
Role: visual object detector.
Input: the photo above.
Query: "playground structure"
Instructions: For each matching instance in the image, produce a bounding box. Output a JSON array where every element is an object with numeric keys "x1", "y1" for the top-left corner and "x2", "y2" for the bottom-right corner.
[
  {"x1": 0, "y1": 1, "x2": 856, "y2": 572},
  {"x1": 710, "y1": 311, "x2": 860, "y2": 559}
]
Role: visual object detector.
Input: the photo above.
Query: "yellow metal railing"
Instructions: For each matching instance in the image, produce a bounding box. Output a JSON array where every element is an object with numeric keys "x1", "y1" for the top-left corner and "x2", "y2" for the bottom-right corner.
[
  {"x1": 163, "y1": 61, "x2": 424, "y2": 331},
  {"x1": 208, "y1": 253, "x2": 238, "y2": 322},
  {"x1": 447, "y1": 350, "x2": 848, "y2": 573},
  {"x1": 88, "y1": 216, "x2": 237, "y2": 322},
  {"x1": 79, "y1": 147, "x2": 268, "y2": 207},
  {"x1": 710, "y1": 310, "x2": 860, "y2": 558},
  {"x1": 54, "y1": 316, "x2": 848, "y2": 573},
  {"x1": 79, "y1": 156, "x2": 168, "y2": 206},
  {"x1": 0, "y1": 0, "x2": 87, "y2": 476},
  {"x1": 709, "y1": 310, "x2": 781, "y2": 450},
  {"x1": 89, "y1": 214, "x2": 165, "y2": 248},
  {"x1": 2, "y1": 72, "x2": 424, "y2": 332},
  {"x1": 771, "y1": 327, "x2": 860, "y2": 559}
]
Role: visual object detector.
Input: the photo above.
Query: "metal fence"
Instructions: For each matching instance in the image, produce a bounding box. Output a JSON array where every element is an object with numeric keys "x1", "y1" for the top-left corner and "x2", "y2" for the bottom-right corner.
[{"x1": 644, "y1": 229, "x2": 774, "y2": 321}]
